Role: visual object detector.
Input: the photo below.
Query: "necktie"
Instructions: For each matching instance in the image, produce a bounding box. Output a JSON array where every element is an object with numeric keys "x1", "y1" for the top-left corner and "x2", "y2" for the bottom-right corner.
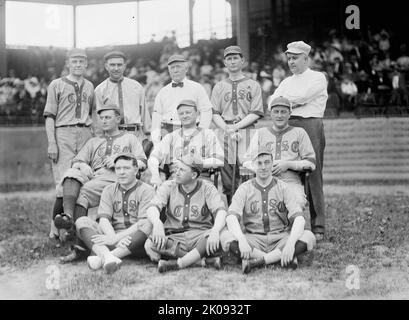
[{"x1": 172, "y1": 82, "x2": 184, "y2": 88}]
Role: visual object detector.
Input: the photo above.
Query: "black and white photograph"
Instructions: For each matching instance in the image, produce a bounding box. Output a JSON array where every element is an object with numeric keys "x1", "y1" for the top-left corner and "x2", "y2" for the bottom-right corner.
[{"x1": 0, "y1": 0, "x2": 409, "y2": 303}]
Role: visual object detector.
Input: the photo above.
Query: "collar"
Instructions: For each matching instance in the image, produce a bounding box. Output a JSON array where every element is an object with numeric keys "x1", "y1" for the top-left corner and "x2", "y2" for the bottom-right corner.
[
  {"x1": 62, "y1": 76, "x2": 84, "y2": 87},
  {"x1": 178, "y1": 179, "x2": 202, "y2": 197},
  {"x1": 225, "y1": 76, "x2": 249, "y2": 85},
  {"x1": 118, "y1": 180, "x2": 141, "y2": 193},
  {"x1": 172, "y1": 77, "x2": 187, "y2": 85},
  {"x1": 104, "y1": 131, "x2": 124, "y2": 139},
  {"x1": 253, "y1": 176, "x2": 277, "y2": 192},
  {"x1": 267, "y1": 126, "x2": 294, "y2": 137},
  {"x1": 109, "y1": 77, "x2": 124, "y2": 84}
]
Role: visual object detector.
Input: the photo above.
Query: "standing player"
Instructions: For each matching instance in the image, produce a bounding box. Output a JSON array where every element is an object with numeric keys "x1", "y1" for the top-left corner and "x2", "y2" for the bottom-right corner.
[
  {"x1": 148, "y1": 99, "x2": 223, "y2": 187},
  {"x1": 242, "y1": 96, "x2": 316, "y2": 208},
  {"x1": 76, "y1": 153, "x2": 155, "y2": 274},
  {"x1": 43, "y1": 48, "x2": 94, "y2": 240},
  {"x1": 57, "y1": 104, "x2": 147, "y2": 263},
  {"x1": 268, "y1": 41, "x2": 328, "y2": 240},
  {"x1": 220, "y1": 148, "x2": 316, "y2": 274},
  {"x1": 94, "y1": 51, "x2": 151, "y2": 142},
  {"x1": 150, "y1": 54, "x2": 213, "y2": 146},
  {"x1": 211, "y1": 46, "x2": 264, "y2": 205},
  {"x1": 144, "y1": 155, "x2": 227, "y2": 273}
]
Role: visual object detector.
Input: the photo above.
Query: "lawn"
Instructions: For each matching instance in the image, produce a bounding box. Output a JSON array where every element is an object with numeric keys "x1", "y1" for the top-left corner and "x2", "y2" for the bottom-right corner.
[{"x1": 1, "y1": 186, "x2": 409, "y2": 300}]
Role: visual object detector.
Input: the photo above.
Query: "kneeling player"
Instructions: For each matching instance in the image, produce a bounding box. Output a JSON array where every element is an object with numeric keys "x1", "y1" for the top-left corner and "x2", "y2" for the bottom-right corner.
[
  {"x1": 145, "y1": 155, "x2": 227, "y2": 273},
  {"x1": 75, "y1": 153, "x2": 155, "y2": 274},
  {"x1": 221, "y1": 148, "x2": 316, "y2": 274}
]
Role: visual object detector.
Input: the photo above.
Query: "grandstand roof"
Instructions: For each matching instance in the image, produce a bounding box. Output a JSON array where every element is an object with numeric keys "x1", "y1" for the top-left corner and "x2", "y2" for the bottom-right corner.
[{"x1": 13, "y1": 0, "x2": 152, "y2": 5}]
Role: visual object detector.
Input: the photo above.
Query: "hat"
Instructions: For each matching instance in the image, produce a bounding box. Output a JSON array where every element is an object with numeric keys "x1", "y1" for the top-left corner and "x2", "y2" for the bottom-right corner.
[
  {"x1": 177, "y1": 99, "x2": 197, "y2": 110},
  {"x1": 97, "y1": 103, "x2": 121, "y2": 115},
  {"x1": 113, "y1": 152, "x2": 137, "y2": 164},
  {"x1": 177, "y1": 155, "x2": 203, "y2": 174},
  {"x1": 269, "y1": 96, "x2": 292, "y2": 111},
  {"x1": 285, "y1": 41, "x2": 311, "y2": 56},
  {"x1": 67, "y1": 48, "x2": 87, "y2": 59},
  {"x1": 253, "y1": 147, "x2": 273, "y2": 161},
  {"x1": 167, "y1": 54, "x2": 187, "y2": 65},
  {"x1": 104, "y1": 51, "x2": 126, "y2": 62},
  {"x1": 223, "y1": 45, "x2": 243, "y2": 58}
]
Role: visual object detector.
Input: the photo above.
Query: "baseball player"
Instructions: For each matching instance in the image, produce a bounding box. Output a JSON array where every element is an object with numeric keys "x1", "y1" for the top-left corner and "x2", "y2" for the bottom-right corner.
[
  {"x1": 43, "y1": 48, "x2": 94, "y2": 240},
  {"x1": 56, "y1": 104, "x2": 147, "y2": 263},
  {"x1": 144, "y1": 155, "x2": 227, "y2": 273},
  {"x1": 148, "y1": 99, "x2": 224, "y2": 187},
  {"x1": 75, "y1": 153, "x2": 155, "y2": 274},
  {"x1": 211, "y1": 46, "x2": 264, "y2": 205},
  {"x1": 268, "y1": 41, "x2": 328, "y2": 240},
  {"x1": 150, "y1": 54, "x2": 213, "y2": 146},
  {"x1": 242, "y1": 96, "x2": 316, "y2": 208},
  {"x1": 220, "y1": 148, "x2": 316, "y2": 274}
]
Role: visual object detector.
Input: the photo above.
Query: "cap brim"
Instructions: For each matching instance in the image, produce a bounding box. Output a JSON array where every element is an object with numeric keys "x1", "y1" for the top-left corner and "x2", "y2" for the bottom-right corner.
[
  {"x1": 168, "y1": 59, "x2": 187, "y2": 65},
  {"x1": 224, "y1": 51, "x2": 242, "y2": 57},
  {"x1": 285, "y1": 49, "x2": 304, "y2": 54}
]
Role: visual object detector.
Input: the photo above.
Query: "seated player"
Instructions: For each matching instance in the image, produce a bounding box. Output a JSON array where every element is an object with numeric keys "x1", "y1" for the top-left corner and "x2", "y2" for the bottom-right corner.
[
  {"x1": 242, "y1": 96, "x2": 316, "y2": 208},
  {"x1": 56, "y1": 104, "x2": 147, "y2": 263},
  {"x1": 75, "y1": 153, "x2": 155, "y2": 274},
  {"x1": 220, "y1": 148, "x2": 316, "y2": 274},
  {"x1": 145, "y1": 155, "x2": 227, "y2": 273},
  {"x1": 148, "y1": 99, "x2": 223, "y2": 187}
]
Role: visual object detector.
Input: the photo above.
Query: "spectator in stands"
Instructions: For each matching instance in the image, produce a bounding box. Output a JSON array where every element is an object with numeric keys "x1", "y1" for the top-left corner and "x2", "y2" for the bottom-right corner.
[
  {"x1": 340, "y1": 75, "x2": 358, "y2": 111},
  {"x1": 389, "y1": 63, "x2": 409, "y2": 106}
]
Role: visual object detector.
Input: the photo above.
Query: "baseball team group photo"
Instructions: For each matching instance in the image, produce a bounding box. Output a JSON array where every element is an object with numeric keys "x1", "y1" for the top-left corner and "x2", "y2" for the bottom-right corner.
[{"x1": 1, "y1": 0, "x2": 409, "y2": 300}]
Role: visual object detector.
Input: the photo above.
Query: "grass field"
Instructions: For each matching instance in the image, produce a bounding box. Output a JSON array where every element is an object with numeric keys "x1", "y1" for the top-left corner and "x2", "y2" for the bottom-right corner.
[{"x1": 1, "y1": 185, "x2": 409, "y2": 300}]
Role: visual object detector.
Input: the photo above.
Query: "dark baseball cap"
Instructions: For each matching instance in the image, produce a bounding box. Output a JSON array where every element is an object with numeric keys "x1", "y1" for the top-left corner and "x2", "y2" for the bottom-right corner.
[
  {"x1": 67, "y1": 48, "x2": 87, "y2": 59},
  {"x1": 113, "y1": 152, "x2": 138, "y2": 164},
  {"x1": 177, "y1": 155, "x2": 203, "y2": 174},
  {"x1": 97, "y1": 103, "x2": 121, "y2": 115},
  {"x1": 104, "y1": 50, "x2": 126, "y2": 62},
  {"x1": 269, "y1": 96, "x2": 292, "y2": 111},
  {"x1": 223, "y1": 46, "x2": 243, "y2": 58},
  {"x1": 177, "y1": 99, "x2": 197, "y2": 111},
  {"x1": 167, "y1": 54, "x2": 187, "y2": 65}
]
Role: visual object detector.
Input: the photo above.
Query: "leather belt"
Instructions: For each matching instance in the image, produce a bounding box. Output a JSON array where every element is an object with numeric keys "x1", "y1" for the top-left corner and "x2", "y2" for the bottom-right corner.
[
  {"x1": 119, "y1": 124, "x2": 141, "y2": 131},
  {"x1": 58, "y1": 123, "x2": 89, "y2": 128}
]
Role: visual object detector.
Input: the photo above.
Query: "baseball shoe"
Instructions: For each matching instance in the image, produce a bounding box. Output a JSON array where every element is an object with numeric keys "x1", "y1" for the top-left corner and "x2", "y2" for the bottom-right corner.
[
  {"x1": 204, "y1": 256, "x2": 222, "y2": 270},
  {"x1": 242, "y1": 258, "x2": 265, "y2": 274},
  {"x1": 158, "y1": 259, "x2": 179, "y2": 273},
  {"x1": 103, "y1": 255, "x2": 122, "y2": 274},
  {"x1": 59, "y1": 245, "x2": 88, "y2": 264},
  {"x1": 87, "y1": 255, "x2": 103, "y2": 271},
  {"x1": 314, "y1": 233, "x2": 324, "y2": 242},
  {"x1": 285, "y1": 257, "x2": 298, "y2": 270},
  {"x1": 54, "y1": 214, "x2": 73, "y2": 230},
  {"x1": 297, "y1": 251, "x2": 314, "y2": 267}
]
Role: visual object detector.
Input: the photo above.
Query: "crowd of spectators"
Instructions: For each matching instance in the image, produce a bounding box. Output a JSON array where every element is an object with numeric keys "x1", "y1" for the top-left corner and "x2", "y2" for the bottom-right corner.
[{"x1": 2, "y1": 27, "x2": 409, "y2": 125}]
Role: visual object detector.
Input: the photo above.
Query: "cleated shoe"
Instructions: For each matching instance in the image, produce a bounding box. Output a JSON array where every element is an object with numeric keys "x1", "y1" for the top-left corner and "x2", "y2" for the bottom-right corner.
[
  {"x1": 205, "y1": 256, "x2": 222, "y2": 270},
  {"x1": 158, "y1": 259, "x2": 179, "y2": 273},
  {"x1": 242, "y1": 258, "x2": 265, "y2": 274}
]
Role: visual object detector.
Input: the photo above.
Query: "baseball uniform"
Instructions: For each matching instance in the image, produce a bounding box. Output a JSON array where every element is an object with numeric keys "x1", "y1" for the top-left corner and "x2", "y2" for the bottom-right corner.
[
  {"x1": 43, "y1": 76, "x2": 94, "y2": 197},
  {"x1": 94, "y1": 77, "x2": 151, "y2": 140},
  {"x1": 211, "y1": 77, "x2": 264, "y2": 198},
  {"x1": 220, "y1": 177, "x2": 315, "y2": 253},
  {"x1": 148, "y1": 179, "x2": 225, "y2": 252},
  {"x1": 62, "y1": 131, "x2": 147, "y2": 210},
  {"x1": 244, "y1": 126, "x2": 316, "y2": 207},
  {"x1": 151, "y1": 77, "x2": 213, "y2": 144}
]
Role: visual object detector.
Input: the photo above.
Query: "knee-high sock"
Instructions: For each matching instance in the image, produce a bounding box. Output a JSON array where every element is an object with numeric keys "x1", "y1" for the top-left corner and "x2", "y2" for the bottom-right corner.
[
  {"x1": 263, "y1": 249, "x2": 282, "y2": 265},
  {"x1": 111, "y1": 247, "x2": 132, "y2": 259},
  {"x1": 52, "y1": 197, "x2": 63, "y2": 219},
  {"x1": 79, "y1": 227, "x2": 98, "y2": 251},
  {"x1": 63, "y1": 178, "x2": 82, "y2": 217},
  {"x1": 73, "y1": 204, "x2": 87, "y2": 221},
  {"x1": 126, "y1": 230, "x2": 148, "y2": 257},
  {"x1": 229, "y1": 240, "x2": 241, "y2": 258},
  {"x1": 294, "y1": 240, "x2": 308, "y2": 257},
  {"x1": 177, "y1": 248, "x2": 201, "y2": 269}
]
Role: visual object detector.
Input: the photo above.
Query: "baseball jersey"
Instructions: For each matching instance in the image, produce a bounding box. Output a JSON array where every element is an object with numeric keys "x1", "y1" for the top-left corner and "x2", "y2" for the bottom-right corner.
[
  {"x1": 94, "y1": 77, "x2": 151, "y2": 131},
  {"x1": 228, "y1": 177, "x2": 303, "y2": 234},
  {"x1": 150, "y1": 179, "x2": 225, "y2": 233},
  {"x1": 211, "y1": 77, "x2": 264, "y2": 121},
  {"x1": 244, "y1": 126, "x2": 316, "y2": 184},
  {"x1": 150, "y1": 127, "x2": 224, "y2": 165},
  {"x1": 43, "y1": 77, "x2": 94, "y2": 127},
  {"x1": 152, "y1": 77, "x2": 212, "y2": 126},
  {"x1": 98, "y1": 181, "x2": 155, "y2": 231},
  {"x1": 72, "y1": 131, "x2": 147, "y2": 171},
  {"x1": 269, "y1": 68, "x2": 328, "y2": 118}
]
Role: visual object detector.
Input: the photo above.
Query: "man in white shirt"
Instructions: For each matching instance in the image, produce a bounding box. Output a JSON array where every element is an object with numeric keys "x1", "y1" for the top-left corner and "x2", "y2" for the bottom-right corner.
[
  {"x1": 94, "y1": 51, "x2": 151, "y2": 143},
  {"x1": 150, "y1": 54, "x2": 213, "y2": 146},
  {"x1": 268, "y1": 41, "x2": 328, "y2": 241}
]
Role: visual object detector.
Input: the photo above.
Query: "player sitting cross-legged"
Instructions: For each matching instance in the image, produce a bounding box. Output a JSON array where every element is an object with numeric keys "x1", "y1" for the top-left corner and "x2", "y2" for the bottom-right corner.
[
  {"x1": 148, "y1": 99, "x2": 224, "y2": 187},
  {"x1": 220, "y1": 148, "x2": 316, "y2": 274},
  {"x1": 56, "y1": 103, "x2": 147, "y2": 263},
  {"x1": 242, "y1": 96, "x2": 316, "y2": 209},
  {"x1": 144, "y1": 155, "x2": 228, "y2": 273},
  {"x1": 75, "y1": 153, "x2": 155, "y2": 274}
]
